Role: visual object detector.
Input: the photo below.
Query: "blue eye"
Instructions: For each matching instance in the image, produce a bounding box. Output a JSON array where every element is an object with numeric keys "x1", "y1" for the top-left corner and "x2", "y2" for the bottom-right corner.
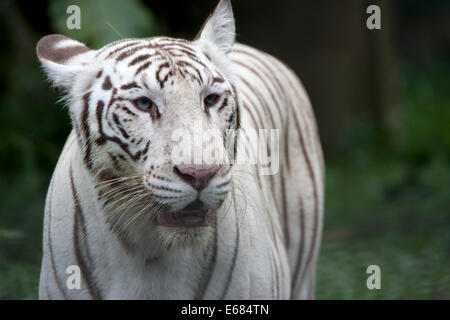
[
  {"x1": 204, "y1": 94, "x2": 220, "y2": 107},
  {"x1": 134, "y1": 97, "x2": 152, "y2": 110}
]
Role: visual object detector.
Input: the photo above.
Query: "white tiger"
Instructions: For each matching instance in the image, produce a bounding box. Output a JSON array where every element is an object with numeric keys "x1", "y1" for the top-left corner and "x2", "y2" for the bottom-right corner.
[{"x1": 37, "y1": 0, "x2": 324, "y2": 299}]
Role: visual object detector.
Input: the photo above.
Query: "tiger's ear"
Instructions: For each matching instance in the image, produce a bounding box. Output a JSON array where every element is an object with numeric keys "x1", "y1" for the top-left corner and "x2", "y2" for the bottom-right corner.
[
  {"x1": 194, "y1": 0, "x2": 235, "y2": 56},
  {"x1": 36, "y1": 34, "x2": 94, "y2": 89}
]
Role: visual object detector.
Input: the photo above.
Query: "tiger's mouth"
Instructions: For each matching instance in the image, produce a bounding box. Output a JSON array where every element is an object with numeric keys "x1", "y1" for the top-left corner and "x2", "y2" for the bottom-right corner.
[{"x1": 155, "y1": 200, "x2": 210, "y2": 228}]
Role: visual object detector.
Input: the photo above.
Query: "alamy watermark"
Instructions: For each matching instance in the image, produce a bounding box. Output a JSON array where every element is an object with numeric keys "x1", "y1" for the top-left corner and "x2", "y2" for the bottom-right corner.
[
  {"x1": 66, "y1": 265, "x2": 81, "y2": 290},
  {"x1": 66, "y1": 5, "x2": 81, "y2": 30},
  {"x1": 163, "y1": 122, "x2": 280, "y2": 176},
  {"x1": 366, "y1": 265, "x2": 381, "y2": 290},
  {"x1": 366, "y1": 5, "x2": 381, "y2": 30}
]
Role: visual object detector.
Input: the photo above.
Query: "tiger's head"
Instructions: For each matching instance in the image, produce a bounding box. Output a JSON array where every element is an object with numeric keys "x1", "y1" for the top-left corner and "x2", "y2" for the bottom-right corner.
[{"x1": 37, "y1": 0, "x2": 239, "y2": 252}]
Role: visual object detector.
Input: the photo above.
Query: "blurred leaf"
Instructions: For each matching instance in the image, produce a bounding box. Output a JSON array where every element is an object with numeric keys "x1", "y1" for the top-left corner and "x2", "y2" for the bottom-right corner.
[
  {"x1": 0, "y1": 229, "x2": 24, "y2": 240},
  {"x1": 48, "y1": 0, "x2": 158, "y2": 48},
  {"x1": 0, "y1": 263, "x2": 39, "y2": 300}
]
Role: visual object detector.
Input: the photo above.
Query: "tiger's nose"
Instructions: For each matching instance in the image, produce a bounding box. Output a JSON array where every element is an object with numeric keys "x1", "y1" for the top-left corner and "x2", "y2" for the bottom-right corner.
[{"x1": 174, "y1": 165, "x2": 221, "y2": 191}]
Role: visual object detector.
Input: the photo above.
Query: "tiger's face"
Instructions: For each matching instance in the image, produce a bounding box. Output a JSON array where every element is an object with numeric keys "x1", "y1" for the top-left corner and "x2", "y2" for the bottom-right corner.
[
  {"x1": 37, "y1": 1, "x2": 238, "y2": 250},
  {"x1": 89, "y1": 38, "x2": 236, "y2": 231}
]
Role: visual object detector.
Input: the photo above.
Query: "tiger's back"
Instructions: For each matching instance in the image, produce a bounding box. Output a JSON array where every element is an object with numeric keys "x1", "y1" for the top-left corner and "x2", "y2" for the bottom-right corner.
[{"x1": 231, "y1": 44, "x2": 324, "y2": 298}]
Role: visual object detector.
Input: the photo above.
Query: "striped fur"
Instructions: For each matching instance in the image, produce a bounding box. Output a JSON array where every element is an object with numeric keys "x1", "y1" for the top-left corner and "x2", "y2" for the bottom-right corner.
[{"x1": 37, "y1": 0, "x2": 324, "y2": 299}]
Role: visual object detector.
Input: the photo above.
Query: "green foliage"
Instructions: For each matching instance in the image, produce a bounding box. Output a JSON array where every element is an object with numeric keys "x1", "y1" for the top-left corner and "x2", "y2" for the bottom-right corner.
[
  {"x1": 402, "y1": 63, "x2": 450, "y2": 162},
  {"x1": 0, "y1": 37, "x2": 68, "y2": 301},
  {"x1": 316, "y1": 63, "x2": 450, "y2": 299},
  {"x1": 0, "y1": 263, "x2": 39, "y2": 300},
  {"x1": 48, "y1": 0, "x2": 158, "y2": 48}
]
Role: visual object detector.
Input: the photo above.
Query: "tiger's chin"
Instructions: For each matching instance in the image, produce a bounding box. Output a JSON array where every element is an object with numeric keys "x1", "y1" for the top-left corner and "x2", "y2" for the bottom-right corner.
[
  {"x1": 154, "y1": 222, "x2": 214, "y2": 252},
  {"x1": 113, "y1": 210, "x2": 215, "y2": 255},
  {"x1": 109, "y1": 201, "x2": 217, "y2": 254},
  {"x1": 102, "y1": 187, "x2": 224, "y2": 254}
]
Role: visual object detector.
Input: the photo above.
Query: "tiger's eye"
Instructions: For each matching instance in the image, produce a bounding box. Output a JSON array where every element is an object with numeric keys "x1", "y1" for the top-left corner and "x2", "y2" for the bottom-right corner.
[
  {"x1": 135, "y1": 97, "x2": 152, "y2": 110},
  {"x1": 204, "y1": 94, "x2": 220, "y2": 107}
]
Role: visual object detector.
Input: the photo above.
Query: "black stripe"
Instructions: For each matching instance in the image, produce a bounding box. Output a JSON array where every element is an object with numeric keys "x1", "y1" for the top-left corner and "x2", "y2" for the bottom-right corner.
[
  {"x1": 155, "y1": 62, "x2": 172, "y2": 88},
  {"x1": 128, "y1": 54, "x2": 152, "y2": 66},
  {"x1": 220, "y1": 193, "x2": 240, "y2": 299},
  {"x1": 218, "y1": 97, "x2": 228, "y2": 112},
  {"x1": 97, "y1": 40, "x2": 138, "y2": 57},
  {"x1": 81, "y1": 92, "x2": 93, "y2": 170},
  {"x1": 233, "y1": 59, "x2": 283, "y2": 122},
  {"x1": 102, "y1": 76, "x2": 112, "y2": 90},
  {"x1": 176, "y1": 60, "x2": 204, "y2": 84},
  {"x1": 45, "y1": 282, "x2": 52, "y2": 300},
  {"x1": 104, "y1": 41, "x2": 142, "y2": 59},
  {"x1": 280, "y1": 167, "x2": 289, "y2": 248},
  {"x1": 232, "y1": 48, "x2": 286, "y2": 105},
  {"x1": 238, "y1": 76, "x2": 276, "y2": 129},
  {"x1": 120, "y1": 82, "x2": 140, "y2": 90},
  {"x1": 268, "y1": 217, "x2": 281, "y2": 299},
  {"x1": 291, "y1": 197, "x2": 306, "y2": 295},
  {"x1": 95, "y1": 100, "x2": 106, "y2": 145},
  {"x1": 269, "y1": 57, "x2": 321, "y2": 296},
  {"x1": 121, "y1": 105, "x2": 138, "y2": 117},
  {"x1": 239, "y1": 77, "x2": 278, "y2": 202},
  {"x1": 135, "y1": 61, "x2": 152, "y2": 76},
  {"x1": 212, "y1": 77, "x2": 225, "y2": 84},
  {"x1": 239, "y1": 91, "x2": 264, "y2": 129},
  {"x1": 268, "y1": 241, "x2": 276, "y2": 298},
  {"x1": 292, "y1": 107, "x2": 319, "y2": 289},
  {"x1": 284, "y1": 114, "x2": 291, "y2": 171},
  {"x1": 278, "y1": 66, "x2": 321, "y2": 291},
  {"x1": 46, "y1": 177, "x2": 68, "y2": 299},
  {"x1": 194, "y1": 216, "x2": 218, "y2": 300},
  {"x1": 113, "y1": 113, "x2": 130, "y2": 139},
  {"x1": 70, "y1": 165, "x2": 102, "y2": 299}
]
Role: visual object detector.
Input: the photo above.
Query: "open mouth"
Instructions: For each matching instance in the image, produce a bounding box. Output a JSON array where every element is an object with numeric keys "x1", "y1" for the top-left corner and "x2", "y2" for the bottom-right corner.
[{"x1": 155, "y1": 200, "x2": 210, "y2": 228}]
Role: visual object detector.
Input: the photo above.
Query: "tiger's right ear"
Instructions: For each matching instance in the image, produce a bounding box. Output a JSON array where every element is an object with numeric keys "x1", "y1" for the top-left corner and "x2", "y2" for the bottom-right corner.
[
  {"x1": 194, "y1": 0, "x2": 235, "y2": 56},
  {"x1": 36, "y1": 34, "x2": 94, "y2": 89}
]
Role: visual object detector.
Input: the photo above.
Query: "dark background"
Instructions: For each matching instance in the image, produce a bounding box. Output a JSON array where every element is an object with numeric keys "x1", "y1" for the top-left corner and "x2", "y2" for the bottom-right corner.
[{"x1": 0, "y1": 0, "x2": 449, "y2": 299}]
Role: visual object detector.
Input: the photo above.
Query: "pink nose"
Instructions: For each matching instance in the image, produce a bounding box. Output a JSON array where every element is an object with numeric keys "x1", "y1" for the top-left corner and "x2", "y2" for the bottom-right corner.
[{"x1": 174, "y1": 166, "x2": 221, "y2": 190}]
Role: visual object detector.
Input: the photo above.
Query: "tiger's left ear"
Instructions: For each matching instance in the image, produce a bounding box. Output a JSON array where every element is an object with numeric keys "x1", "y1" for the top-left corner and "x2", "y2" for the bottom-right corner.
[
  {"x1": 194, "y1": 0, "x2": 235, "y2": 56},
  {"x1": 36, "y1": 34, "x2": 94, "y2": 90}
]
